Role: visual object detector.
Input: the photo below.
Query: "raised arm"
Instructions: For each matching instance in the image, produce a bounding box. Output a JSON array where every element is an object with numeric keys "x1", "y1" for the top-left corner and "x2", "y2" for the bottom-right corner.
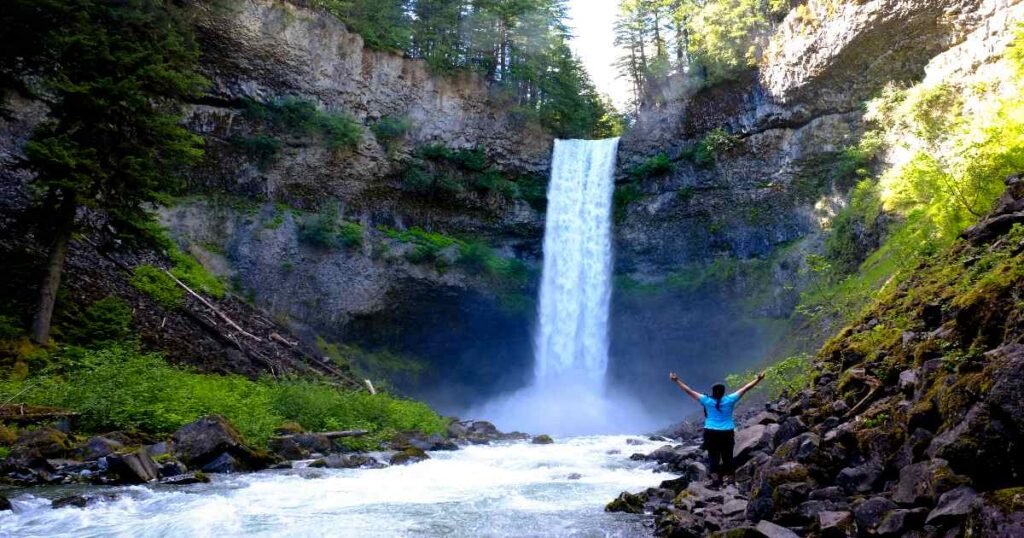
[
  {"x1": 668, "y1": 372, "x2": 702, "y2": 402},
  {"x1": 736, "y1": 371, "x2": 767, "y2": 398}
]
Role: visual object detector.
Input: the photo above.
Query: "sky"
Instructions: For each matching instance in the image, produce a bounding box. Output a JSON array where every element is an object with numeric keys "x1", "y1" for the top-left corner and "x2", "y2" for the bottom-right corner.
[{"x1": 565, "y1": 0, "x2": 631, "y2": 110}]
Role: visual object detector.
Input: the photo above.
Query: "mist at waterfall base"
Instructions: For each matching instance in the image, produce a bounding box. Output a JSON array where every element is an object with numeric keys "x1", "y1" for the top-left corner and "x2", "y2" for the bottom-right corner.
[{"x1": 471, "y1": 138, "x2": 659, "y2": 436}]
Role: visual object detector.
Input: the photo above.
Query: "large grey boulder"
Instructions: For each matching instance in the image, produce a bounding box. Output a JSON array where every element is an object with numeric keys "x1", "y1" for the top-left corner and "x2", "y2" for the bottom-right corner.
[
  {"x1": 926, "y1": 486, "x2": 980, "y2": 527},
  {"x1": 107, "y1": 449, "x2": 160, "y2": 484}
]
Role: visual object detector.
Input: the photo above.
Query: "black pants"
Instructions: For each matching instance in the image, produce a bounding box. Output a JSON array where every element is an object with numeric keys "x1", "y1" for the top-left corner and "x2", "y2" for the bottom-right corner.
[{"x1": 703, "y1": 428, "x2": 735, "y2": 476}]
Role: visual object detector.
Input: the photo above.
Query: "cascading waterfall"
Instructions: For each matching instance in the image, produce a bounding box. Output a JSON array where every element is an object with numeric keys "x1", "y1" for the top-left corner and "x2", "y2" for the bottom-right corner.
[
  {"x1": 534, "y1": 138, "x2": 617, "y2": 385},
  {"x1": 477, "y1": 138, "x2": 655, "y2": 435}
]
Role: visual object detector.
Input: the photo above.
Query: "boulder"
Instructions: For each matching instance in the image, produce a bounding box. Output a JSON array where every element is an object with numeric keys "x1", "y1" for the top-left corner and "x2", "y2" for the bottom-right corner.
[
  {"x1": 876, "y1": 507, "x2": 929, "y2": 536},
  {"x1": 964, "y1": 488, "x2": 1024, "y2": 536},
  {"x1": 201, "y1": 452, "x2": 239, "y2": 474},
  {"x1": 0, "y1": 495, "x2": 10, "y2": 511},
  {"x1": 531, "y1": 434, "x2": 554, "y2": 445},
  {"x1": 158, "y1": 459, "x2": 188, "y2": 478},
  {"x1": 809, "y1": 486, "x2": 845, "y2": 502},
  {"x1": 605, "y1": 491, "x2": 645, "y2": 514},
  {"x1": 892, "y1": 458, "x2": 969, "y2": 506},
  {"x1": 655, "y1": 509, "x2": 704, "y2": 537},
  {"x1": 659, "y1": 476, "x2": 691, "y2": 494},
  {"x1": 797, "y1": 500, "x2": 848, "y2": 522},
  {"x1": 722, "y1": 498, "x2": 748, "y2": 517},
  {"x1": 171, "y1": 415, "x2": 271, "y2": 471},
  {"x1": 853, "y1": 497, "x2": 897, "y2": 534},
  {"x1": 392, "y1": 431, "x2": 458, "y2": 451},
  {"x1": 313, "y1": 453, "x2": 386, "y2": 469},
  {"x1": 733, "y1": 425, "x2": 772, "y2": 465},
  {"x1": 390, "y1": 447, "x2": 429, "y2": 466},
  {"x1": 754, "y1": 520, "x2": 800, "y2": 538},
  {"x1": 926, "y1": 403, "x2": 1018, "y2": 488},
  {"x1": 160, "y1": 472, "x2": 210, "y2": 485},
  {"x1": 51, "y1": 495, "x2": 88, "y2": 509},
  {"x1": 747, "y1": 412, "x2": 780, "y2": 426},
  {"x1": 267, "y1": 436, "x2": 309, "y2": 460},
  {"x1": 82, "y1": 436, "x2": 123, "y2": 461},
  {"x1": 835, "y1": 461, "x2": 883, "y2": 494},
  {"x1": 817, "y1": 510, "x2": 855, "y2": 537},
  {"x1": 772, "y1": 417, "x2": 806, "y2": 448},
  {"x1": 926, "y1": 486, "x2": 980, "y2": 526},
  {"x1": 145, "y1": 441, "x2": 171, "y2": 459},
  {"x1": 107, "y1": 449, "x2": 160, "y2": 483},
  {"x1": 11, "y1": 427, "x2": 71, "y2": 459}
]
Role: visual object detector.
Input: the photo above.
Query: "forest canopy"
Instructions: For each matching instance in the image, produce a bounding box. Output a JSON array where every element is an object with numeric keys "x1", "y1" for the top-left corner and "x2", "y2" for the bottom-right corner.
[{"x1": 313, "y1": 0, "x2": 623, "y2": 139}]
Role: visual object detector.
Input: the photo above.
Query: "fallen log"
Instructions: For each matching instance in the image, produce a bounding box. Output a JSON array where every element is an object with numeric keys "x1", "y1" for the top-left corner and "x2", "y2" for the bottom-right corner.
[{"x1": 162, "y1": 269, "x2": 263, "y2": 343}]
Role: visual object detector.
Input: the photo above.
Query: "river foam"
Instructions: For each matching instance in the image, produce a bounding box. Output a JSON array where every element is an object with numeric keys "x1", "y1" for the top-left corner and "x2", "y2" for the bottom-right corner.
[{"x1": 0, "y1": 436, "x2": 664, "y2": 537}]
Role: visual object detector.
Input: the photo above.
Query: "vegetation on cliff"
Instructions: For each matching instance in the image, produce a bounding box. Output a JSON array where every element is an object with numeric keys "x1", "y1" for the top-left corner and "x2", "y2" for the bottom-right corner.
[{"x1": 312, "y1": 0, "x2": 621, "y2": 138}]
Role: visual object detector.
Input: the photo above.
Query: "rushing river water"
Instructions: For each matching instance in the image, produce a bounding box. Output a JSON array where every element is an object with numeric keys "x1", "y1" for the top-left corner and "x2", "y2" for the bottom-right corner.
[{"x1": 0, "y1": 436, "x2": 665, "y2": 537}]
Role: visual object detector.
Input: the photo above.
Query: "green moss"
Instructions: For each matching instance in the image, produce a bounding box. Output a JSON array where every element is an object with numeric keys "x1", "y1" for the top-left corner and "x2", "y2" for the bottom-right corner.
[
  {"x1": 63, "y1": 296, "x2": 133, "y2": 346},
  {"x1": 613, "y1": 182, "x2": 643, "y2": 223},
  {"x1": 130, "y1": 265, "x2": 184, "y2": 309}
]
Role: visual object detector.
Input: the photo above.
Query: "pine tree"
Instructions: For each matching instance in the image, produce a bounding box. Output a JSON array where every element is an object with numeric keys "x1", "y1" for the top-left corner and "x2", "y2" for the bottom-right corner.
[{"x1": 0, "y1": 0, "x2": 207, "y2": 344}]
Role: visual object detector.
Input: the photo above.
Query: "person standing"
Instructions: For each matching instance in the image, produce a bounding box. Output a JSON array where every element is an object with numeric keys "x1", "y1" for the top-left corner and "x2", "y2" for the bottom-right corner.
[{"x1": 668, "y1": 371, "x2": 765, "y2": 487}]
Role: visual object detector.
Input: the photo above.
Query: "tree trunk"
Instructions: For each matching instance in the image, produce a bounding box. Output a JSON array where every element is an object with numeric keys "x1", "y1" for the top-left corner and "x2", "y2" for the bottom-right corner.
[{"x1": 31, "y1": 194, "x2": 76, "y2": 345}]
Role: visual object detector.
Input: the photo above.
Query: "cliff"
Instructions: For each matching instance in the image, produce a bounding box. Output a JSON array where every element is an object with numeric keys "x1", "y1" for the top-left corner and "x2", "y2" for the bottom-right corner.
[{"x1": 608, "y1": 0, "x2": 1024, "y2": 414}]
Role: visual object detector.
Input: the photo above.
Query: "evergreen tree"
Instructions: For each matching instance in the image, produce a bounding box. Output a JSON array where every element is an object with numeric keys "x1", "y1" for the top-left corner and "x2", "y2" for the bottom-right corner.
[{"x1": 0, "y1": 0, "x2": 207, "y2": 344}]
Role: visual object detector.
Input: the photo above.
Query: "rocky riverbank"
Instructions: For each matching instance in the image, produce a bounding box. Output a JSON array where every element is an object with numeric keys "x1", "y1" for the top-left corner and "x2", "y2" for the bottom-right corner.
[
  {"x1": 606, "y1": 176, "x2": 1024, "y2": 537},
  {"x1": 0, "y1": 413, "x2": 536, "y2": 510}
]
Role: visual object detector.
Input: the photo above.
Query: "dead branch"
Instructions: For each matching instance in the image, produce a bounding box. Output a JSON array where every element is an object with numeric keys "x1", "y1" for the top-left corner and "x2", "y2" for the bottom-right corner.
[{"x1": 162, "y1": 269, "x2": 262, "y2": 342}]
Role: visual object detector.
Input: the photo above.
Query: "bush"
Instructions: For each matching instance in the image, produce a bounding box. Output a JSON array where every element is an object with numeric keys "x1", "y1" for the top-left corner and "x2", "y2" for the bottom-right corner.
[
  {"x1": 64, "y1": 296, "x2": 133, "y2": 346},
  {"x1": 130, "y1": 265, "x2": 184, "y2": 309},
  {"x1": 337, "y1": 222, "x2": 364, "y2": 248},
  {"x1": 613, "y1": 183, "x2": 644, "y2": 223},
  {"x1": 242, "y1": 97, "x2": 362, "y2": 151},
  {"x1": 299, "y1": 206, "x2": 339, "y2": 248},
  {"x1": 688, "y1": 128, "x2": 740, "y2": 167},
  {"x1": 628, "y1": 153, "x2": 673, "y2": 179},
  {"x1": 169, "y1": 250, "x2": 226, "y2": 299},
  {"x1": 371, "y1": 116, "x2": 411, "y2": 149},
  {"x1": 230, "y1": 135, "x2": 282, "y2": 168},
  {"x1": 725, "y1": 354, "x2": 813, "y2": 399},
  {"x1": 0, "y1": 345, "x2": 446, "y2": 447}
]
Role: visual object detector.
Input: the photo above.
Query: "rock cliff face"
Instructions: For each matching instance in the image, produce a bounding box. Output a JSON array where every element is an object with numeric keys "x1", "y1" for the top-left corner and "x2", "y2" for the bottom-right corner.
[{"x1": 608, "y1": 0, "x2": 1023, "y2": 415}]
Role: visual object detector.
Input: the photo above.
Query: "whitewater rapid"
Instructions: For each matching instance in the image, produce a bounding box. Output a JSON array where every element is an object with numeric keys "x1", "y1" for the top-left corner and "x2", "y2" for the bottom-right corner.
[{"x1": 0, "y1": 436, "x2": 664, "y2": 537}]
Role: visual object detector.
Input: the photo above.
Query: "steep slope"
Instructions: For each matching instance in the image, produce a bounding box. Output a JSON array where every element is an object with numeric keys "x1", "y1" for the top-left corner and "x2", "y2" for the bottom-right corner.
[{"x1": 608, "y1": 0, "x2": 1024, "y2": 416}]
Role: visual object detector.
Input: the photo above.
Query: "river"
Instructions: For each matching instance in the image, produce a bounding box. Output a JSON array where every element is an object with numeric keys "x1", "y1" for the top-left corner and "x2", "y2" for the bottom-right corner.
[{"x1": 0, "y1": 435, "x2": 665, "y2": 537}]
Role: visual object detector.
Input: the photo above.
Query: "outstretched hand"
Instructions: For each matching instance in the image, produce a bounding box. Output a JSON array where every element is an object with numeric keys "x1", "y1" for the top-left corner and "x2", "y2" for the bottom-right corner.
[
  {"x1": 669, "y1": 372, "x2": 679, "y2": 382},
  {"x1": 757, "y1": 370, "x2": 766, "y2": 382}
]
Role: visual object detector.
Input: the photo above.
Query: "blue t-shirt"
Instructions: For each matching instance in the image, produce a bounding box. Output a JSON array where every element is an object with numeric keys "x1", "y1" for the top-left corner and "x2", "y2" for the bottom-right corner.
[{"x1": 699, "y1": 392, "x2": 741, "y2": 430}]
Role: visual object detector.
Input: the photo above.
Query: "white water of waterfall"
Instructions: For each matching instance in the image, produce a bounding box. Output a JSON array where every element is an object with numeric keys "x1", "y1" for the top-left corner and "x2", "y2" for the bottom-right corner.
[{"x1": 475, "y1": 139, "x2": 656, "y2": 436}]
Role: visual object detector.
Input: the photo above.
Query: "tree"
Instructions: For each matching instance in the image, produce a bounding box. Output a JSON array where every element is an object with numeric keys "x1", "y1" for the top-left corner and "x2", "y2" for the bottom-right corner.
[{"x1": 0, "y1": 0, "x2": 207, "y2": 344}]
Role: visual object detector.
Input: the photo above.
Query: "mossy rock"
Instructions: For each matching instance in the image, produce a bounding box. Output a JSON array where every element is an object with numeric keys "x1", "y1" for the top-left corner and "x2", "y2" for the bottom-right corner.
[
  {"x1": 389, "y1": 447, "x2": 429, "y2": 466},
  {"x1": 531, "y1": 434, "x2": 554, "y2": 445},
  {"x1": 274, "y1": 422, "x2": 305, "y2": 436},
  {"x1": 605, "y1": 491, "x2": 645, "y2": 514}
]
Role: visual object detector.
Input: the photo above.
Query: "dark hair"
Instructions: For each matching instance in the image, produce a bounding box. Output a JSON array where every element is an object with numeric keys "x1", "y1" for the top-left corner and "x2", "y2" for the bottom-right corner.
[{"x1": 711, "y1": 383, "x2": 726, "y2": 410}]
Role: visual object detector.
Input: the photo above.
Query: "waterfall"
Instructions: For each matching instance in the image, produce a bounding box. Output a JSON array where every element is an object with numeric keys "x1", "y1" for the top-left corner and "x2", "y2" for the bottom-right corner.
[
  {"x1": 534, "y1": 138, "x2": 618, "y2": 385},
  {"x1": 475, "y1": 138, "x2": 655, "y2": 435}
]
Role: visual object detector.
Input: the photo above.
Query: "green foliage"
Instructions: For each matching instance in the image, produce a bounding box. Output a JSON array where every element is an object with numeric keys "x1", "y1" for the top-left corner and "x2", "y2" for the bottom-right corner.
[
  {"x1": 130, "y1": 265, "x2": 184, "y2": 309},
  {"x1": 629, "y1": 153, "x2": 674, "y2": 179},
  {"x1": 684, "y1": 128, "x2": 740, "y2": 167},
  {"x1": 242, "y1": 97, "x2": 362, "y2": 150},
  {"x1": 404, "y1": 145, "x2": 539, "y2": 202},
  {"x1": 298, "y1": 205, "x2": 364, "y2": 249},
  {"x1": 725, "y1": 354, "x2": 812, "y2": 399},
  {"x1": 1, "y1": 0, "x2": 207, "y2": 226},
  {"x1": 382, "y1": 227, "x2": 530, "y2": 288},
  {"x1": 169, "y1": 249, "x2": 226, "y2": 299},
  {"x1": 798, "y1": 32, "x2": 1024, "y2": 323},
  {"x1": 63, "y1": 296, "x2": 133, "y2": 346},
  {"x1": 613, "y1": 182, "x2": 644, "y2": 223},
  {"x1": 371, "y1": 116, "x2": 412, "y2": 150},
  {"x1": 312, "y1": 0, "x2": 616, "y2": 138},
  {"x1": 0, "y1": 345, "x2": 445, "y2": 447},
  {"x1": 231, "y1": 135, "x2": 282, "y2": 168}
]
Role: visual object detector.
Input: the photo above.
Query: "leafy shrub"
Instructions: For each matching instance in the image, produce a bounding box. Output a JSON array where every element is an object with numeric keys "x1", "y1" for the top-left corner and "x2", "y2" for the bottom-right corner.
[
  {"x1": 629, "y1": 153, "x2": 673, "y2": 179},
  {"x1": 64, "y1": 296, "x2": 133, "y2": 346},
  {"x1": 169, "y1": 250, "x2": 226, "y2": 298},
  {"x1": 337, "y1": 222, "x2": 364, "y2": 248},
  {"x1": 130, "y1": 265, "x2": 184, "y2": 309},
  {"x1": 725, "y1": 354, "x2": 812, "y2": 399},
  {"x1": 230, "y1": 135, "x2": 282, "y2": 168},
  {"x1": 417, "y1": 143, "x2": 452, "y2": 160},
  {"x1": 613, "y1": 183, "x2": 644, "y2": 223},
  {"x1": 402, "y1": 166, "x2": 435, "y2": 192},
  {"x1": 242, "y1": 97, "x2": 362, "y2": 150},
  {"x1": 371, "y1": 116, "x2": 412, "y2": 149},
  {"x1": 0, "y1": 345, "x2": 446, "y2": 447},
  {"x1": 687, "y1": 128, "x2": 740, "y2": 167}
]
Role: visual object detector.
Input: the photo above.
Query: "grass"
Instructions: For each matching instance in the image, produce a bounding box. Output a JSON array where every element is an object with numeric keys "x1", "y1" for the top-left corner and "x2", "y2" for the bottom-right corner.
[
  {"x1": 0, "y1": 344, "x2": 446, "y2": 448},
  {"x1": 130, "y1": 265, "x2": 184, "y2": 309}
]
